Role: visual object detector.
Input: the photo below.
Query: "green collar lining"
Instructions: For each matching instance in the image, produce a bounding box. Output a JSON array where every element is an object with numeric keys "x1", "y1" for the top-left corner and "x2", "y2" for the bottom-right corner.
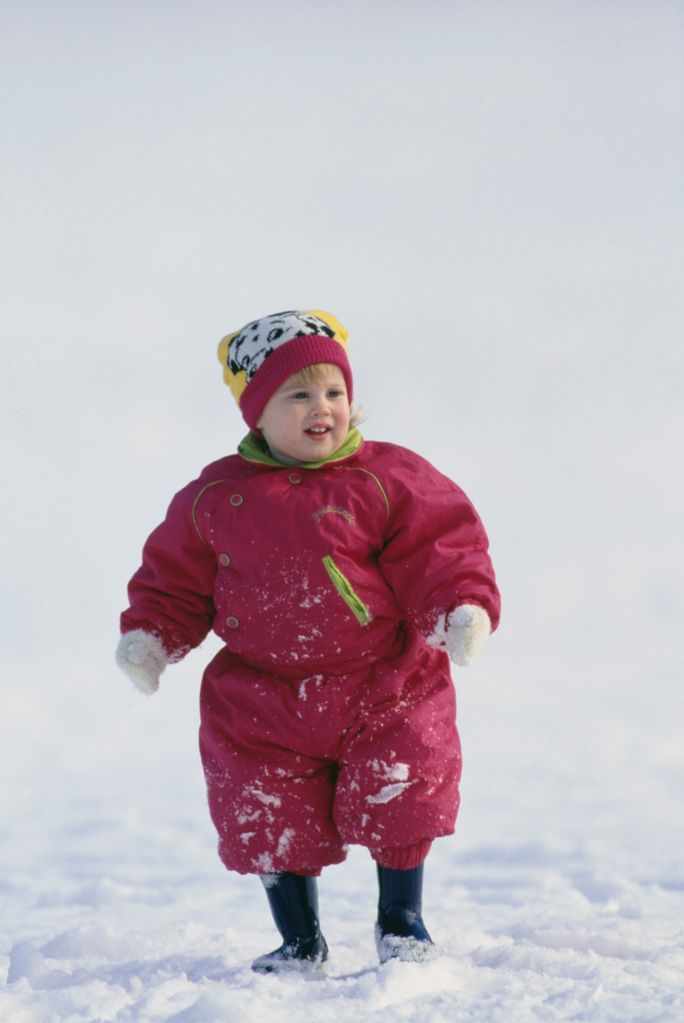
[{"x1": 238, "y1": 428, "x2": 363, "y2": 468}]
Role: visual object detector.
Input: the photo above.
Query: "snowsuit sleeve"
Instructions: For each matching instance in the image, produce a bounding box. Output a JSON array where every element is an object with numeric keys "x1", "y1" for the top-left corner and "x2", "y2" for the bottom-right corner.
[
  {"x1": 377, "y1": 448, "x2": 501, "y2": 639},
  {"x1": 120, "y1": 481, "x2": 218, "y2": 661}
]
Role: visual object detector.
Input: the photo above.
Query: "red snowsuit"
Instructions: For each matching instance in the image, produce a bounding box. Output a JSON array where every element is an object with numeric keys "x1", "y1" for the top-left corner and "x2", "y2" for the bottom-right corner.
[{"x1": 120, "y1": 432, "x2": 500, "y2": 875}]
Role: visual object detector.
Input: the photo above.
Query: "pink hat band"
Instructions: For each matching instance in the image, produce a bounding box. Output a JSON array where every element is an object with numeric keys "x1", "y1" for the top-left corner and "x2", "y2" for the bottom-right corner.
[{"x1": 239, "y1": 334, "x2": 354, "y2": 429}]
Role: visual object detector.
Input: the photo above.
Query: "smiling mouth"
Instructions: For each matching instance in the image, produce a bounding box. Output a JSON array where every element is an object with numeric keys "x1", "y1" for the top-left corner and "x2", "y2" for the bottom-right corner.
[{"x1": 305, "y1": 426, "x2": 331, "y2": 436}]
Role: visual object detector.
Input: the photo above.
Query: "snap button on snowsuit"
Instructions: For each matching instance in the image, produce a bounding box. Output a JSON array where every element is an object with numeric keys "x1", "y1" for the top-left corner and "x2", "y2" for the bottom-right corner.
[
  {"x1": 219, "y1": 553, "x2": 232, "y2": 566},
  {"x1": 288, "y1": 472, "x2": 302, "y2": 484},
  {"x1": 230, "y1": 494, "x2": 243, "y2": 506},
  {"x1": 225, "y1": 615, "x2": 240, "y2": 629}
]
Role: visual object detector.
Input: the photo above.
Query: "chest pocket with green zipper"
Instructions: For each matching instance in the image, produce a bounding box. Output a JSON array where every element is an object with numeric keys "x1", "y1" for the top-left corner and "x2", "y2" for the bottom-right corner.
[{"x1": 322, "y1": 556, "x2": 372, "y2": 626}]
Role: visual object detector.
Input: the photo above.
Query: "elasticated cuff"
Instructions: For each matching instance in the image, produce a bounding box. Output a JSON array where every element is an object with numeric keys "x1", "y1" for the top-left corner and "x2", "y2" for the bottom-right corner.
[{"x1": 370, "y1": 839, "x2": 433, "y2": 870}]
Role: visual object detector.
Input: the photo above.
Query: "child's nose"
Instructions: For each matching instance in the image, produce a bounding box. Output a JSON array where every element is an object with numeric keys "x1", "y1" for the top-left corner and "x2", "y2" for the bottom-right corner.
[{"x1": 311, "y1": 392, "x2": 330, "y2": 414}]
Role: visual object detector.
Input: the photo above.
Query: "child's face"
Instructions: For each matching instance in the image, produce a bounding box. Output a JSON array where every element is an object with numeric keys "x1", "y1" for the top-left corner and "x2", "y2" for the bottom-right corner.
[{"x1": 257, "y1": 366, "x2": 351, "y2": 465}]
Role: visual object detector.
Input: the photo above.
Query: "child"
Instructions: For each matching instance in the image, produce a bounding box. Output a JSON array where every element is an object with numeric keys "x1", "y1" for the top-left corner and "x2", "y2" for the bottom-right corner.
[{"x1": 116, "y1": 309, "x2": 500, "y2": 971}]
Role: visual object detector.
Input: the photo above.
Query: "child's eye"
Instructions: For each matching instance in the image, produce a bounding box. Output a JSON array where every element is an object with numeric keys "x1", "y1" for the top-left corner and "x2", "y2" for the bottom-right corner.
[
  {"x1": 327, "y1": 389, "x2": 346, "y2": 399},
  {"x1": 290, "y1": 391, "x2": 309, "y2": 400}
]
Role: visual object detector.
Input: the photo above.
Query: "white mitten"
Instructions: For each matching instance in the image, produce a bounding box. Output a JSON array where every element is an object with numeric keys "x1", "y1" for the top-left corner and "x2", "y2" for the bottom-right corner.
[
  {"x1": 115, "y1": 629, "x2": 168, "y2": 695},
  {"x1": 428, "y1": 604, "x2": 491, "y2": 667}
]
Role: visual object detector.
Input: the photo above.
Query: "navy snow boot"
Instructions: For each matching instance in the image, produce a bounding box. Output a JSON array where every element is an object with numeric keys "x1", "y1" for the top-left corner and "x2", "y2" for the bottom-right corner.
[
  {"x1": 251, "y1": 872, "x2": 329, "y2": 973},
  {"x1": 375, "y1": 863, "x2": 434, "y2": 963}
]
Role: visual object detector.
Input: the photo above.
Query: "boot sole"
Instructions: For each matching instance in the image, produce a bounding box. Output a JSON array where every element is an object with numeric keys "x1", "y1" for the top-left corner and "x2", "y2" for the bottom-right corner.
[
  {"x1": 375, "y1": 926, "x2": 436, "y2": 965},
  {"x1": 251, "y1": 954, "x2": 329, "y2": 974}
]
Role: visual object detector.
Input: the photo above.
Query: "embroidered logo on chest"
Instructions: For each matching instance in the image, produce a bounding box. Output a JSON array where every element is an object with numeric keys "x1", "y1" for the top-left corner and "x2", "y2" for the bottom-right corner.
[{"x1": 313, "y1": 506, "x2": 356, "y2": 526}]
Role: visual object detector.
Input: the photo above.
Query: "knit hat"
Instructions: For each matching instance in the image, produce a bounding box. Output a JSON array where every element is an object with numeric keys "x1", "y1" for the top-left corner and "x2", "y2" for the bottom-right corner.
[{"x1": 217, "y1": 309, "x2": 352, "y2": 429}]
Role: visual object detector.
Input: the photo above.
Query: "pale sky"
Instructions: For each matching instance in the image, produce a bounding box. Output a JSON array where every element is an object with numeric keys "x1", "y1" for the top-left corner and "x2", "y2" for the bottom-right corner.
[{"x1": 2, "y1": 1, "x2": 682, "y2": 682}]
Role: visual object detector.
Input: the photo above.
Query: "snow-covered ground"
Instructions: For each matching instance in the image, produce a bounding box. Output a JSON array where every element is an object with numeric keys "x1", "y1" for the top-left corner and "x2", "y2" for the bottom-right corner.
[{"x1": 2, "y1": 2, "x2": 683, "y2": 1021}]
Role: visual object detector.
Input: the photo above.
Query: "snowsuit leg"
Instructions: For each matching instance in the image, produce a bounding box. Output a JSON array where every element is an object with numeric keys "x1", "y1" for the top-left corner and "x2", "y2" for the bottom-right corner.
[
  {"x1": 332, "y1": 629, "x2": 461, "y2": 858},
  {"x1": 199, "y1": 651, "x2": 348, "y2": 875}
]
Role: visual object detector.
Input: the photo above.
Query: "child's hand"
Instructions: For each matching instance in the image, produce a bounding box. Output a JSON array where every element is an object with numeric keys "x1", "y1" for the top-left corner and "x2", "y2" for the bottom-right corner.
[
  {"x1": 115, "y1": 629, "x2": 168, "y2": 695},
  {"x1": 428, "y1": 605, "x2": 491, "y2": 667}
]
